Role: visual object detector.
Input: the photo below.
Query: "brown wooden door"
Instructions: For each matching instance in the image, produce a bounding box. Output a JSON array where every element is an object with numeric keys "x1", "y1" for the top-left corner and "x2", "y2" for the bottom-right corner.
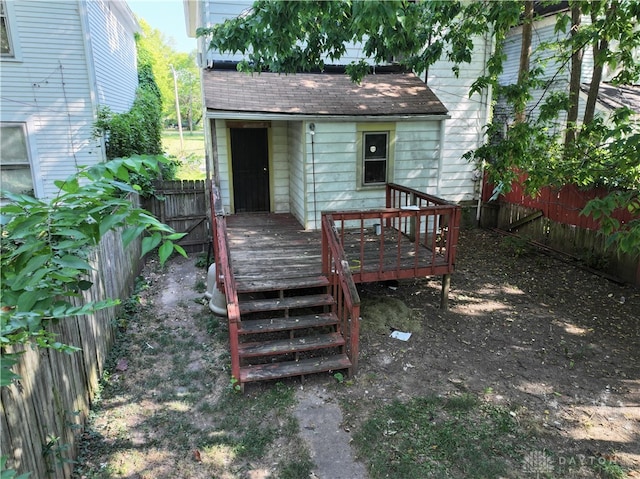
[{"x1": 230, "y1": 128, "x2": 270, "y2": 212}]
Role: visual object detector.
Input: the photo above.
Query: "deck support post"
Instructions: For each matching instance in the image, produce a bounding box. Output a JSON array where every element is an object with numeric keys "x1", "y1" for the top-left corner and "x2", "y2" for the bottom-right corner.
[{"x1": 440, "y1": 274, "x2": 450, "y2": 311}]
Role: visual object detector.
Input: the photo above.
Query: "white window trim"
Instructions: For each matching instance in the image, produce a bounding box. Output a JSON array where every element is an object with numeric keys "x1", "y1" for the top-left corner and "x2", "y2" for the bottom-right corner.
[
  {"x1": 1, "y1": 0, "x2": 22, "y2": 62},
  {"x1": 0, "y1": 120, "x2": 42, "y2": 198}
]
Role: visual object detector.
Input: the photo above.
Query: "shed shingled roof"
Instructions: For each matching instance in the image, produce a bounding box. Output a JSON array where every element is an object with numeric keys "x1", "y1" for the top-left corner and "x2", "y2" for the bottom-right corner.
[{"x1": 203, "y1": 69, "x2": 448, "y2": 117}]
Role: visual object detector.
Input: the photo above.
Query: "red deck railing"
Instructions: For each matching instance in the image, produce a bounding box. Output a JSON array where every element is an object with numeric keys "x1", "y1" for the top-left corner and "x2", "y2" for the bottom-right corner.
[
  {"x1": 324, "y1": 183, "x2": 461, "y2": 283},
  {"x1": 210, "y1": 183, "x2": 241, "y2": 382},
  {"x1": 321, "y1": 215, "x2": 361, "y2": 373}
]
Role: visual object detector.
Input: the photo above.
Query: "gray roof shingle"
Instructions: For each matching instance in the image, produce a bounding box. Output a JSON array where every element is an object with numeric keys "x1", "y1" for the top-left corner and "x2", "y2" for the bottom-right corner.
[{"x1": 203, "y1": 69, "x2": 448, "y2": 117}]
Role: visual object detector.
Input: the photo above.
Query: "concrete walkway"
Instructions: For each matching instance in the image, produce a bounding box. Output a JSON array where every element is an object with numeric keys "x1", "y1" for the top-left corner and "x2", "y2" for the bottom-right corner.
[{"x1": 294, "y1": 384, "x2": 368, "y2": 479}]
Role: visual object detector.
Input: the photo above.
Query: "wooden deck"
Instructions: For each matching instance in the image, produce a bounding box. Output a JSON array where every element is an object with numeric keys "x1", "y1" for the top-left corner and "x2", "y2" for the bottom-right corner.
[
  {"x1": 226, "y1": 213, "x2": 451, "y2": 291},
  {"x1": 212, "y1": 184, "x2": 460, "y2": 386},
  {"x1": 226, "y1": 214, "x2": 323, "y2": 292}
]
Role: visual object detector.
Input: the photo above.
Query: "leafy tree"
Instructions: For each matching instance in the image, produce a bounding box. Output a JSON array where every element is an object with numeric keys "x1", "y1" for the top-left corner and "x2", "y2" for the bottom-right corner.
[
  {"x1": 0, "y1": 155, "x2": 187, "y2": 386},
  {"x1": 172, "y1": 51, "x2": 203, "y2": 131},
  {"x1": 135, "y1": 18, "x2": 201, "y2": 129},
  {"x1": 198, "y1": 0, "x2": 640, "y2": 255}
]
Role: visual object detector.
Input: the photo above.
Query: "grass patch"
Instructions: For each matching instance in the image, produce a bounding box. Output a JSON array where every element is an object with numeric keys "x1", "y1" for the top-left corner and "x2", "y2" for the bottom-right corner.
[
  {"x1": 593, "y1": 458, "x2": 626, "y2": 479},
  {"x1": 353, "y1": 393, "x2": 527, "y2": 478},
  {"x1": 162, "y1": 129, "x2": 206, "y2": 180},
  {"x1": 359, "y1": 296, "x2": 422, "y2": 335}
]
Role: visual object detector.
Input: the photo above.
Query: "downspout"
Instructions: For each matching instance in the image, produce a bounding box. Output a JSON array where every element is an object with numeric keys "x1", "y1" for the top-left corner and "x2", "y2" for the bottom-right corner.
[
  {"x1": 309, "y1": 123, "x2": 318, "y2": 230},
  {"x1": 436, "y1": 118, "x2": 445, "y2": 197}
]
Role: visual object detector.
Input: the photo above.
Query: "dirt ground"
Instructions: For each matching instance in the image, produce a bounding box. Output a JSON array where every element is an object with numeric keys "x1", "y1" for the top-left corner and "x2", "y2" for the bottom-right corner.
[
  {"x1": 75, "y1": 227, "x2": 639, "y2": 478},
  {"x1": 339, "y1": 228, "x2": 639, "y2": 477}
]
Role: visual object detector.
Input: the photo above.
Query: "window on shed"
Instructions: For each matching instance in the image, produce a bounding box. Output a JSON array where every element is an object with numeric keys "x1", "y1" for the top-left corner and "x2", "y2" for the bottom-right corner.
[
  {"x1": 362, "y1": 131, "x2": 389, "y2": 185},
  {"x1": 0, "y1": 1, "x2": 13, "y2": 57},
  {"x1": 1, "y1": 123, "x2": 34, "y2": 197}
]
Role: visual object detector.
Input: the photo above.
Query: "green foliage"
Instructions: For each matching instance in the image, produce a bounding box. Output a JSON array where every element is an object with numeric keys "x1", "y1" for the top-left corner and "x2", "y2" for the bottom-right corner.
[
  {"x1": 201, "y1": 0, "x2": 640, "y2": 257},
  {"x1": 0, "y1": 155, "x2": 187, "y2": 385},
  {"x1": 1, "y1": 456, "x2": 31, "y2": 479},
  {"x1": 94, "y1": 87, "x2": 163, "y2": 161},
  {"x1": 93, "y1": 29, "x2": 165, "y2": 171},
  {"x1": 135, "y1": 19, "x2": 202, "y2": 129},
  {"x1": 197, "y1": 0, "x2": 522, "y2": 83},
  {"x1": 593, "y1": 457, "x2": 626, "y2": 479}
]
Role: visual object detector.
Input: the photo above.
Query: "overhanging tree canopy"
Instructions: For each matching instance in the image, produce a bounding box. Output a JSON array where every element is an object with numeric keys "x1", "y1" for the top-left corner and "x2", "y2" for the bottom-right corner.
[{"x1": 198, "y1": 0, "x2": 640, "y2": 255}]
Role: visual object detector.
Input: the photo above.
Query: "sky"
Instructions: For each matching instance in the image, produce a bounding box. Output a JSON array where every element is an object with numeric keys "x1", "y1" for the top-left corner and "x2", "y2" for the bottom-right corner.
[{"x1": 127, "y1": 0, "x2": 196, "y2": 54}]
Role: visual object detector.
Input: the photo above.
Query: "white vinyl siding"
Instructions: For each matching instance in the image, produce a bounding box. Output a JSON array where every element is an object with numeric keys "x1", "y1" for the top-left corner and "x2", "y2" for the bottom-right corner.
[
  {"x1": 0, "y1": 0, "x2": 99, "y2": 199},
  {"x1": 215, "y1": 119, "x2": 232, "y2": 213},
  {"x1": 86, "y1": 0, "x2": 138, "y2": 113},
  {"x1": 213, "y1": 118, "x2": 443, "y2": 229},
  {"x1": 498, "y1": 13, "x2": 598, "y2": 126},
  {"x1": 288, "y1": 121, "x2": 306, "y2": 224},
  {"x1": 0, "y1": 0, "x2": 138, "y2": 200},
  {"x1": 271, "y1": 121, "x2": 290, "y2": 213},
  {"x1": 424, "y1": 34, "x2": 491, "y2": 203},
  {"x1": 302, "y1": 120, "x2": 441, "y2": 230}
]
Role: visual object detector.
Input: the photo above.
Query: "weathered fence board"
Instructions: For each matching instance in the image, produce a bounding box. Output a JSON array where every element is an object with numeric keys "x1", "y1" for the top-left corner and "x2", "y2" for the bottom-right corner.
[
  {"x1": 143, "y1": 180, "x2": 209, "y2": 253},
  {"x1": 493, "y1": 201, "x2": 639, "y2": 285},
  {"x1": 481, "y1": 177, "x2": 640, "y2": 285},
  {"x1": 0, "y1": 228, "x2": 142, "y2": 478}
]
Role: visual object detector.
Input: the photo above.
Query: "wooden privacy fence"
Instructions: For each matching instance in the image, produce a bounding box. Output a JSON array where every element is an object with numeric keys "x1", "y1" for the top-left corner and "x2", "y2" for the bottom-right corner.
[
  {"x1": 484, "y1": 180, "x2": 636, "y2": 230},
  {"x1": 0, "y1": 230, "x2": 141, "y2": 478},
  {"x1": 481, "y1": 178, "x2": 640, "y2": 285},
  {"x1": 143, "y1": 180, "x2": 209, "y2": 253}
]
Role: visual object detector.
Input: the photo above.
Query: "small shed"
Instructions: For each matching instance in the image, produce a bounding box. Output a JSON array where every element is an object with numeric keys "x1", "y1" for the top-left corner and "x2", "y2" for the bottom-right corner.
[{"x1": 203, "y1": 64, "x2": 449, "y2": 229}]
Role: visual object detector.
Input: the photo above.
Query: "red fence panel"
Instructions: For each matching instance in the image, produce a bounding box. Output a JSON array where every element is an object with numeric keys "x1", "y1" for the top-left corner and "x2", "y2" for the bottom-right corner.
[{"x1": 483, "y1": 176, "x2": 636, "y2": 231}]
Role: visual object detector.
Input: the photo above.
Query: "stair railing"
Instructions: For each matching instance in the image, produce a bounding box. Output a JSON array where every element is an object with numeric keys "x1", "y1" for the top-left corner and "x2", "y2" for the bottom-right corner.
[
  {"x1": 321, "y1": 214, "x2": 361, "y2": 374},
  {"x1": 210, "y1": 183, "x2": 241, "y2": 382}
]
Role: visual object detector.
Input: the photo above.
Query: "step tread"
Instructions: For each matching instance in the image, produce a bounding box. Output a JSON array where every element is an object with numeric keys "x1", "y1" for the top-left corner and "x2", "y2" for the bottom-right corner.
[
  {"x1": 239, "y1": 312, "x2": 339, "y2": 334},
  {"x1": 240, "y1": 354, "x2": 352, "y2": 383},
  {"x1": 238, "y1": 332, "x2": 345, "y2": 357},
  {"x1": 237, "y1": 275, "x2": 329, "y2": 294},
  {"x1": 240, "y1": 293, "x2": 335, "y2": 314}
]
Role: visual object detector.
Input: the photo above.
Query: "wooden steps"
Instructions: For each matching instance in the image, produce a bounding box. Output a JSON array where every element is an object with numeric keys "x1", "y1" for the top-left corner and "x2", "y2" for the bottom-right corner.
[
  {"x1": 240, "y1": 354, "x2": 352, "y2": 383},
  {"x1": 239, "y1": 332, "x2": 345, "y2": 358},
  {"x1": 239, "y1": 312, "x2": 338, "y2": 334},
  {"x1": 236, "y1": 275, "x2": 329, "y2": 294},
  {"x1": 234, "y1": 278, "x2": 351, "y2": 388},
  {"x1": 239, "y1": 293, "x2": 335, "y2": 315}
]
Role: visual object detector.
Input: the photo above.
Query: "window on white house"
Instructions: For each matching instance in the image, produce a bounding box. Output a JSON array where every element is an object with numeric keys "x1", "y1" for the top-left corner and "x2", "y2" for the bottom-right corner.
[
  {"x1": 1, "y1": 124, "x2": 34, "y2": 196},
  {"x1": 362, "y1": 131, "x2": 389, "y2": 185},
  {"x1": 0, "y1": 0, "x2": 14, "y2": 57}
]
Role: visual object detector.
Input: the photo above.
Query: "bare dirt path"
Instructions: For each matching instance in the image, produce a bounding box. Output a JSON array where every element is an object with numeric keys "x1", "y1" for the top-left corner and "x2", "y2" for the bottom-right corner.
[
  {"x1": 75, "y1": 228, "x2": 639, "y2": 478},
  {"x1": 332, "y1": 228, "x2": 639, "y2": 478}
]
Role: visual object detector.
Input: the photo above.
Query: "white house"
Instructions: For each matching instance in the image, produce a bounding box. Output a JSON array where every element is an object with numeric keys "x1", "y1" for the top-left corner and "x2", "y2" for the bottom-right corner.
[
  {"x1": 184, "y1": 0, "x2": 492, "y2": 229},
  {"x1": 0, "y1": 0, "x2": 139, "y2": 200},
  {"x1": 497, "y1": 4, "x2": 640, "y2": 126}
]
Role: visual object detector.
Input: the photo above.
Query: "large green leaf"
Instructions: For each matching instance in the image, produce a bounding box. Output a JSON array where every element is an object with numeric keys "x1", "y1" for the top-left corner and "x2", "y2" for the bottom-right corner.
[
  {"x1": 158, "y1": 240, "x2": 173, "y2": 265},
  {"x1": 141, "y1": 233, "x2": 162, "y2": 257},
  {"x1": 99, "y1": 213, "x2": 128, "y2": 238},
  {"x1": 0, "y1": 354, "x2": 22, "y2": 387},
  {"x1": 121, "y1": 225, "x2": 146, "y2": 248},
  {"x1": 16, "y1": 290, "x2": 49, "y2": 312},
  {"x1": 53, "y1": 255, "x2": 93, "y2": 272},
  {"x1": 54, "y1": 177, "x2": 80, "y2": 193}
]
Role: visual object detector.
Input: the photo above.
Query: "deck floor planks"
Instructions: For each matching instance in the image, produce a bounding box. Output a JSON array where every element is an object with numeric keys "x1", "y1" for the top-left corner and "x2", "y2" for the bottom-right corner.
[{"x1": 225, "y1": 213, "x2": 449, "y2": 290}]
